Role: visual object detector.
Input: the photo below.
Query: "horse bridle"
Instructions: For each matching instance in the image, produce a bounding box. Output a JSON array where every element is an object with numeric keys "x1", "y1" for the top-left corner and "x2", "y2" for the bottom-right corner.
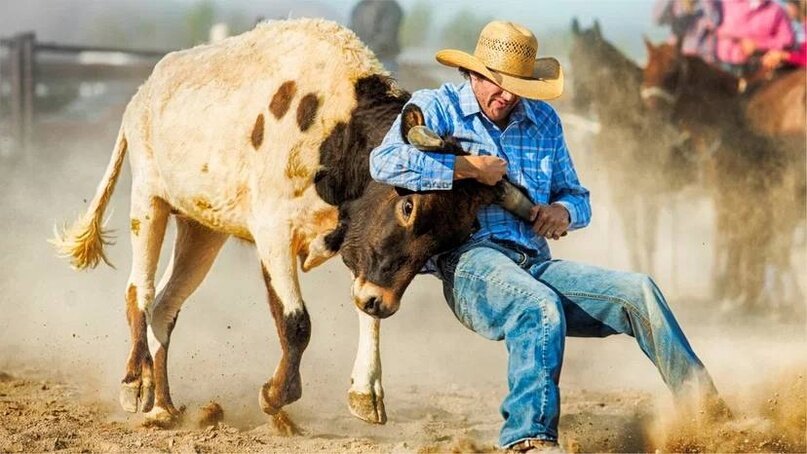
[{"x1": 640, "y1": 57, "x2": 690, "y2": 105}]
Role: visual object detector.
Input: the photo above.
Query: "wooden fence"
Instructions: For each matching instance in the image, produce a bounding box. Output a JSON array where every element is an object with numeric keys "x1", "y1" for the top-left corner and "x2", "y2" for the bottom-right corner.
[{"x1": 0, "y1": 32, "x2": 169, "y2": 155}]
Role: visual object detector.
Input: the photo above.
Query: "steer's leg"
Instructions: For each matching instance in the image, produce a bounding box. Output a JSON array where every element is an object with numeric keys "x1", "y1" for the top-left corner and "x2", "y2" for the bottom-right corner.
[
  {"x1": 254, "y1": 227, "x2": 310, "y2": 433},
  {"x1": 120, "y1": 195, "x2": 170, "y2": 413},
  {"x1": 348, "y1": 307, "x2": 386, "y2": 424},
  {"x1": 144, "y1": 217, "x2": 228, "y2": 426}
]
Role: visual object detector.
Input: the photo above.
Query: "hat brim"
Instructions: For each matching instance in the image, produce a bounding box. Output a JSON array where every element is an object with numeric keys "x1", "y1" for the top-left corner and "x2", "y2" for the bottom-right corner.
[{"x1": 435, "y1": 49, "x2": 564, "y2": 100}]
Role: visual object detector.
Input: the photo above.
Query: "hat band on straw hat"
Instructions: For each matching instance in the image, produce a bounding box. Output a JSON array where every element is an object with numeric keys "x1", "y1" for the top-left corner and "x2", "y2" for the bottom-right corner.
[{"x1": 434, "y1": 20, "x2": 564, "y2": 100}]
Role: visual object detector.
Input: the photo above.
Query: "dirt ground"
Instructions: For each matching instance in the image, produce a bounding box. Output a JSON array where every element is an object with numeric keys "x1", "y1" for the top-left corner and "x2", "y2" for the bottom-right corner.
[{"x1": 0, "y1": 363, "x2": 804, "y2": 453}]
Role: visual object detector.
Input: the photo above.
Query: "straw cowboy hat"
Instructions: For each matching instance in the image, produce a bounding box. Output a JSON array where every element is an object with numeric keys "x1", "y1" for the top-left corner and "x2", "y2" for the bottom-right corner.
[{"x1": 435, "y1": 20, "x2": 563, "y2": 100}]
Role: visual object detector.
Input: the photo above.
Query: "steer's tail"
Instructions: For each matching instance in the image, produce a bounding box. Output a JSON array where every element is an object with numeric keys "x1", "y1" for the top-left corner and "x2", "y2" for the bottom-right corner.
[{"x1": 51, "y1": 126, "x2": 128, "y2": 270}]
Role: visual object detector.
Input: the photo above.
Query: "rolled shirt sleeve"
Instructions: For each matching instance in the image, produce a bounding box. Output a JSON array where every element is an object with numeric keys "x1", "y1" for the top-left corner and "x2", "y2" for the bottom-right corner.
[{"x1": 369, "y1": 92, "x2": 456, "y2": 192}]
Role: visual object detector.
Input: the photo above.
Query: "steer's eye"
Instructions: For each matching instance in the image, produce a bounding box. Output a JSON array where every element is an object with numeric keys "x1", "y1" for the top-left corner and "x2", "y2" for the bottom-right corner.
[{"x1": 402, "y1": 199, "x2": 414, "y2": 219}]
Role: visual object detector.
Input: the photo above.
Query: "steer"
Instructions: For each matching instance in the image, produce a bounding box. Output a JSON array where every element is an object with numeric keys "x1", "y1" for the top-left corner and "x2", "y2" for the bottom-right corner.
[{"x1": 52, "y1": 18, "x2": 534, "y2": 428}]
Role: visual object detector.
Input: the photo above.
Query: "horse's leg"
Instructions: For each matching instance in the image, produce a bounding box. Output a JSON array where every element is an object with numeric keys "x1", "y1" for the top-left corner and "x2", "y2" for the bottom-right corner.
[
  {"x1": 348, "y1": 307, "x2": 385, "y2": 424},
  {"x1": 642, "y1": 192, "x2": 660, "y2": 275},
  {"x1": 120, "y1": 195, "x2": 170, "y2": 413},
  {"x1": 144, "y1": 217, "x2": 228, "y2": 426},
  {"x1": 254, "y1": 226, "x2": 310, "y2": 434}
]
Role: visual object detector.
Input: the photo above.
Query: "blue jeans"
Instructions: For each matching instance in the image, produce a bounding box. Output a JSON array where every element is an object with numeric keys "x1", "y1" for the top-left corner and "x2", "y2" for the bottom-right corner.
[{"x1": 435, "y1": 238, "x2": 717, "y2": 448}]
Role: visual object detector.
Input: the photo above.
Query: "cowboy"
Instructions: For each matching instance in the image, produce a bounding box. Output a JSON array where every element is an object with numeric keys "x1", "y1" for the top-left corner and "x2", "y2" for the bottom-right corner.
[
  {"x1": 716, "y1": 0, "x2": 795, "y2": 76},
  {"x1": 762, "y1": 0, "x2": 807, "y2": 69},
  {"x1": 653, "y1": 0, "x2": 723, "y2": 63},
  {"x1": 370, "y1": 21, "x2": 728, "y2": 451}
]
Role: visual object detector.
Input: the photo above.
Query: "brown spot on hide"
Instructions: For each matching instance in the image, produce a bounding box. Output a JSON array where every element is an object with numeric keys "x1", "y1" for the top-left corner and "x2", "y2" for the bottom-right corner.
[
  {"x1": 296, "y1": 93, "x2": 320, "y2": 132},
  {"x1": 130, "y1": 218, "x2": 141, "y2": 236},
  {"x1": 270, "y1": 81, "x2": 297, "y2": 119},
  {"x1": 201, "y1": 163, "x2": 208, "y2": 173},
  {"x1": 251, "y1": 114, "x2": 265, "y2": 149}
]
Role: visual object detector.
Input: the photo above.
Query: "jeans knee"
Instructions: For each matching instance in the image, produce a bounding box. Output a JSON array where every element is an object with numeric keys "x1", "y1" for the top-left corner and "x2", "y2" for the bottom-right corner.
[
  {"x1": 633, "y1": 273, "x2": 672, "y2": 320},
  {"x1": 508, "y1": 298, "x2": 565, "y2": 337}
]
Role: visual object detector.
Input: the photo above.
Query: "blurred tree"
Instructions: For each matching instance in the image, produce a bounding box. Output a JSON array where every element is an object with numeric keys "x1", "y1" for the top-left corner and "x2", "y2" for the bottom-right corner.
[
  {"x1": 85, "y1": 10, "x2": 129, "y2": 48},
  {"x1": 440, "y1": 9, "x2": 491, "y2": 52},
  {"x1": 400, "y1": 0, "x2": 432, "y2": 49},
  {"x1": 186, "y1": 0, "x2": 216, "y2": 45},
  {"x1": 228, "y1": 11, "x2": 253, "y2": 36}
]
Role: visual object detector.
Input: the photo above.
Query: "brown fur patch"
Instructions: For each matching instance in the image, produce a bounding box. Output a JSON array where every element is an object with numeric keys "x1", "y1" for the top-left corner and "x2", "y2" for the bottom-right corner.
[
  {"x1": 251, "y1": 114, "x2": 265, "y2": 149},
  {"x1": 201, "y1": 163, "x2": 208, "y2": 173},
  {"x1": 259, "y1": 266, "x2": 310, "y2": 412},
  {"x1": 296, "y1": 93, "x2": 320, "y2": 132},
  {"x1": 313, "y1": 208, "x2": 339, "y2": 229},
  {"x1": 130, "y1": 218, "x2": 141, "y2": 236},
  {"x1": 270, "y1": 81, "x2": 297, "y2": 119},
  {"x1": 124, "y1": 285, "x2": 152, "y2": 386},
  {"x1": 285, "y1": 147, "x2": 313, "y2": 182}
]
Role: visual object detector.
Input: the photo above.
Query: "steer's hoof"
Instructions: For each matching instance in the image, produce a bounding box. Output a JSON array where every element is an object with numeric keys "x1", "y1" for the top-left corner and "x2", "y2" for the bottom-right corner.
[
  {"x1": 142, "y1": 405, "x2": 183, "y2": 429},
  {"x1": 271, "y1": 410, "x2": 301, "y2": 436},
  {"x1": 348, "y1": 390, "x2": 386, "y2": 424},
  {"x1": 259, "y1": 381, "x2": 280, "y2": 415},
  {"x1": 119, "y1": 380, "x2": 153, "y2": 413}
]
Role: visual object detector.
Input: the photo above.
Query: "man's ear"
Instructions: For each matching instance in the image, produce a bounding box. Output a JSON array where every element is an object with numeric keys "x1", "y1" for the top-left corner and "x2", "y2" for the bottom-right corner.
[{"x1": 400, "y1": 104, "x2": 425, "y2": 144}]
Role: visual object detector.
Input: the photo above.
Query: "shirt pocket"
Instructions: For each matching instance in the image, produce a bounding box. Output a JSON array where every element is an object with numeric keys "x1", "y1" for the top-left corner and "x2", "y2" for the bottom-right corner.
[{"x1": 517, "y1": 155, "x2": 553, "y2": 203}]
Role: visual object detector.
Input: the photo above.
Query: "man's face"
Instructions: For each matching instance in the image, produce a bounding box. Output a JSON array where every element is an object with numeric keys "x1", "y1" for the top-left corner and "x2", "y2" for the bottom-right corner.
[{"x1": 469, "y1": 72, "x2": 520, "y2": 124}]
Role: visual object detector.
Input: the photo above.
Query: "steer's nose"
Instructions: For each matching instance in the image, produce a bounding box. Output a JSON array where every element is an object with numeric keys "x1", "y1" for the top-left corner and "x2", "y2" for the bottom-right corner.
[{"x1": 362, "y1": 296, "x2": 380, "y2": 316}]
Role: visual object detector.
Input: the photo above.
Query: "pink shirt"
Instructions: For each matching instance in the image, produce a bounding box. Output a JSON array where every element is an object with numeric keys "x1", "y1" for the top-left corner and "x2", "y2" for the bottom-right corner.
[
  {"x1": 788, "y1": 23, "x2": 806, "y2": 67},
  {"x1": 717, "y1": 0, "x2": 794, "y2": 64}
]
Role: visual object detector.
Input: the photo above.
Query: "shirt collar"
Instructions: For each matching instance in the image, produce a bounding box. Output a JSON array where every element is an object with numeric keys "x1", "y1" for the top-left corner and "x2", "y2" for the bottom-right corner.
[{"x1": 458, "y1": 82, "x2": 481, "y2": 118}]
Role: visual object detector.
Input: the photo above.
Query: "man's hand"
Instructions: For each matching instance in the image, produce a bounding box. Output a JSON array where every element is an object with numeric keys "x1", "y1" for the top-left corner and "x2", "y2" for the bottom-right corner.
[
  {"x1": 530, "y1": 203, "x2": 570, "y2": 240},
  {"x1": 740, "y1": 38, "x2": 757, "y2": 58},
  {"x1": 454, "y1": 155, "x2": 507, "y2": 186},
  {"x1": 762, "y1": 49, "x2": 788, "y2": 69}
]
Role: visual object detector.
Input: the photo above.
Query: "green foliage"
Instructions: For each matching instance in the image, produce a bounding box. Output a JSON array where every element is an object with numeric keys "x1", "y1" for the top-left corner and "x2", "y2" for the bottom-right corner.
[
  {"x1": 400, "y1": 0, "x2": 432, "y2": 49},
  {"x1": 186, "y1": 0, "x2": 216, "y2": 46},
  {"x1": 441, "y1": 9, "x2": 492, "y2": 53}
]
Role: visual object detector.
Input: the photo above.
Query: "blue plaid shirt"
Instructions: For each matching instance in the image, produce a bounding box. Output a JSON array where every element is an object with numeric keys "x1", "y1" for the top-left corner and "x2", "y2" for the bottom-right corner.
[{"x1": 369, "y1": 81, "x2": 591, "y2": 264}]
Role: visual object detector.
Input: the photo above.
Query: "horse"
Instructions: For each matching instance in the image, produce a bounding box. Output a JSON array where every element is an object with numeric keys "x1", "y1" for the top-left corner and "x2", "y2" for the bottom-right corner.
[
  {"x1": 743, "y1": 67, "x2": 807, "y2": 138},
  {"x1": 569, "y1": 19, "x2": 694, "y2": 276},
  {"x1": 642, "y1": 40, "x2": 805, "y2": 316}
]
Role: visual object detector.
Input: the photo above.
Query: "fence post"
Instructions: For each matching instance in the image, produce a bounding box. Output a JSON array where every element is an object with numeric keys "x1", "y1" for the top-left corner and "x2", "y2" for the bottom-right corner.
[
  {"x1": 7, "y1": 32, "x2": 35, "y2": 155},
  {"x1": 8, "y1": 35, "x2": 22, "y2": 152},
  {"x1": 19, "y1": 32, "x2": 35, "y2": 154}
]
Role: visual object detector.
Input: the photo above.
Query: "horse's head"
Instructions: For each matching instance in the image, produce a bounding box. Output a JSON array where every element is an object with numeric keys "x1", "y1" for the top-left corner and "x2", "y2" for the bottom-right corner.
[
  {"x1": 569, "y1": 18, "x2": 610, "y2": 114},
  {"x1": 641, "y1": 39, "x2": 686, "y2": 112},
  {"x1": 570, "y1": 18, "x2": 644, "y2": 115}
]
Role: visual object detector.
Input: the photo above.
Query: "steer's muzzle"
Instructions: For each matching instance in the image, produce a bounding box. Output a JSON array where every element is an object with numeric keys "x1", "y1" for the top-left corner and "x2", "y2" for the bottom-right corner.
[{"x1": 352, "y1": 277, "x2": 400, "y2": 319}]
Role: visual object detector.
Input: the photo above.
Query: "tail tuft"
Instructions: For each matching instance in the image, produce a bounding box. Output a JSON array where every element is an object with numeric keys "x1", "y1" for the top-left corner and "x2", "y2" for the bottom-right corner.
[
  {"x1": 50, "y1": 214, "x2": 116, "y2": 270},
  {"x1": 52, "y1": 126, "x2": 127, "y2": 271}
]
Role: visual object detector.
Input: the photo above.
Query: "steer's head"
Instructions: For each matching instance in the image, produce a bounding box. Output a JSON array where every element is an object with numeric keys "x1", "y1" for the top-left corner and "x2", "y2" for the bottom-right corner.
[{"x1": 337, "y1": 104, "x2": 533, "y2": 319}]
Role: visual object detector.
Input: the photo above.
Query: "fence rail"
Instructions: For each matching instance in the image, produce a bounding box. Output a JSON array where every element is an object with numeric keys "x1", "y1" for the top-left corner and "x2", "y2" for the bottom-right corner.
[{"x1": 0, "y1": 32, "x2": 169, "y2": 155}]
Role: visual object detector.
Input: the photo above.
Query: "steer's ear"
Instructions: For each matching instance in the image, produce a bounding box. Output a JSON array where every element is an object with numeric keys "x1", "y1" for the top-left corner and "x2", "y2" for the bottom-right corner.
[{"x1": 400, "y1": 104, "x2": 426, "y2": 143}]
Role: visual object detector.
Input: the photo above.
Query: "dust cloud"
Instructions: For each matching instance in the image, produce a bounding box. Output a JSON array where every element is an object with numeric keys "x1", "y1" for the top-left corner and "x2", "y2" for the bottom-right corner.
[{"x1": 0, "y1": 64, "x2": 805, "y2": 452}]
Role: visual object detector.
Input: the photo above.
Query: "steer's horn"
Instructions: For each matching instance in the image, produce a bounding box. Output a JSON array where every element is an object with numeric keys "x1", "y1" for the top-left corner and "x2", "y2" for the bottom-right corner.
[
  {"x1": 407, "y1": 125, "x2": 444, "y2": 150},
  {"x1": 497, "y1": 180, "x2": 535, "y2": 222}
]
